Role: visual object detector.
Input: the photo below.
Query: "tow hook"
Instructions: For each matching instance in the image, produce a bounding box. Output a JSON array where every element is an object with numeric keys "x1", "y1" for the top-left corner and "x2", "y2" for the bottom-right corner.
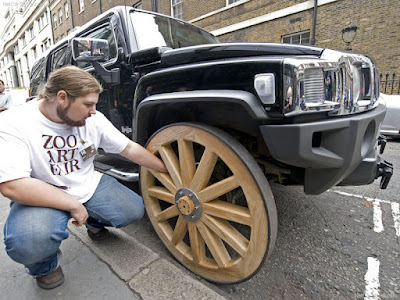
[
  {"x1": 378, "y1": 135, "x2": 387, "y2": 154},
  {"x1": 376, "y1": 160, "x2": 393, "y2": 189}
]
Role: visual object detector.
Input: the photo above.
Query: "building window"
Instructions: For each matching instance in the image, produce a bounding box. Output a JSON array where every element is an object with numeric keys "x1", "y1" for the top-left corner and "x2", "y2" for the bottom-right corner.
[
  {"x1": 32, "y1": 46, "x2": 37, "y2": 60},
  {"x1": 53, "y1": 13, "x2": 57, "y2": 27},
  {"x1": 227, "y1": 0, "x2": 240, "y2": 5},
  {"x1": 38, "y1": 13, "x2": 48, "y2": 31},
  {"x1": 172, "y1": 0, "x2": 183, "y2": 20},
  {"x1": 14, "y1": 44, "x2": 19, "y2": 54},
  {"x1": 281, "y1": 31, "x2": 310, "y2": 45},
  {"x1": 28, "y1": 26, "x2": 34, "y2": 40},
  {"x1": 24, "y1": 54, "x2": 29, "y2": 70},
  {"x1": 21, "y1": 35, "x2": 26, "y2": 47},
  {"x1": 65, "y1": 3, "x2": 69, "y2": 19},
  {"x1": 38, "y1": 15, "x2": 43, "y2": 30},
  {"x1": 79, "y1": 0, "x2": 85, "y2": 13},
  {"x1": 133, "y1": 2, "x2": 142, "y2": 9},
  {"x1": 58, "y1": 8, "x2": 63, "y2": 24},
  {"x1": 42, "y1": 38, "x2": 50, "y2": 52},
  {"x1": 44, "y1": 13, "x2": 48, "y2": 26}
]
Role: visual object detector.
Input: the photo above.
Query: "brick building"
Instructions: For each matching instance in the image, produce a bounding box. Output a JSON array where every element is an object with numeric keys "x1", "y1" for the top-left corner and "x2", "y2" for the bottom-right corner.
[
  {"x1": 49, "y1": 0, "x2": 143, "y2": 43},
  {"x1": 48, "y1": 0, "x2": 400, "y2": 79},
  {"x1": 1, "y1": 0, "x2": 398, "y2": 92}
]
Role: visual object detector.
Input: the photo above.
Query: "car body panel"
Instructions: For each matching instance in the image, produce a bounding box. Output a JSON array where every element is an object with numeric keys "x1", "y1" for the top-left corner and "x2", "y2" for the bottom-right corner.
[{"x1": 380, "y1": 93, "x2": 400, "y2": 137}]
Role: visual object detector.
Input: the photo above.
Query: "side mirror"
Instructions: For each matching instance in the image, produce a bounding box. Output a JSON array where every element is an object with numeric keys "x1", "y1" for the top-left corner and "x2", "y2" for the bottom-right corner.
[{"x1": 71, "y1": 38, "x2": 111, "y2": 62}]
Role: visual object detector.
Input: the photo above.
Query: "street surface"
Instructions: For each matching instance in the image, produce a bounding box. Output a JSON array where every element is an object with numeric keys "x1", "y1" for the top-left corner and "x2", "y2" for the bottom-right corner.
[
  {"x1": 121, "y1": 138, "x2": 400, "y2": 299},
  {"x1": 0, "y1": 134, "x2": 398, "y2": 299}
]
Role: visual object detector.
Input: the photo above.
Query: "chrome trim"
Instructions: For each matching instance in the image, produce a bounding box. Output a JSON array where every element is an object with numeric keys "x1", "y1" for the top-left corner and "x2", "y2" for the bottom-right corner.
[
  {"x1": 104, "y1": 169, "x2": 139, "y2": 182},
  {"x1": 282, "y1": 50, "x2": 379, "y2": 116}
]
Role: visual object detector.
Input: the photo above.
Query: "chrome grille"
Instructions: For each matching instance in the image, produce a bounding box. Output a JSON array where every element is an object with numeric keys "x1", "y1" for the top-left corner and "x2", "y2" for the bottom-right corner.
[{"x1": 304, "y1": 68, "x2": 324, "y2": 103}]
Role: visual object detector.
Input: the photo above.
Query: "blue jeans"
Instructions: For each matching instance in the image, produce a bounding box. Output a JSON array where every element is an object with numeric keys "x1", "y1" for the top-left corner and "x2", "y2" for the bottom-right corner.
[{"x1": 3, "y1": 174, "x2": 144, "y2": 277}]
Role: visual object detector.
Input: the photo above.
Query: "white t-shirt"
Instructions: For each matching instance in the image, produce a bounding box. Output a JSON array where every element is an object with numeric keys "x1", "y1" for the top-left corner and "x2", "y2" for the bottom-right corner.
[
  {"x1": 0, "y1": 92, "x2": 12, "y2": 109},
  {"x1": 0, "y1": 100, "x2": 130, "y2": 203}
]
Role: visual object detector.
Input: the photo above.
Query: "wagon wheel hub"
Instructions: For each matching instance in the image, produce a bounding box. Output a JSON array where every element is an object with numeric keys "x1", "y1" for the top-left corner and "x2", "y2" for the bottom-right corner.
[
  {"x1": 175, "y1": 188, "x2": 202, "y2": 221},
  {"x1": 177, "y1": 196, "x2": 195, "y2": 215}
]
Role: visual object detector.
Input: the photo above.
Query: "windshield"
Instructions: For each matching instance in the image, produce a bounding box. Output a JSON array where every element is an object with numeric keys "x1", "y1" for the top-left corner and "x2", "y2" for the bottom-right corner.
[{"x1": 130, "y1": 11, "x2": 219, "y2": 50}]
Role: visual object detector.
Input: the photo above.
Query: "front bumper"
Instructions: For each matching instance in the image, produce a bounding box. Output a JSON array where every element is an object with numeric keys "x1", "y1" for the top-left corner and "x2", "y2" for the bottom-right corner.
[{"x1": 260, "y1": 103, "x2": 392, "y2": 194}]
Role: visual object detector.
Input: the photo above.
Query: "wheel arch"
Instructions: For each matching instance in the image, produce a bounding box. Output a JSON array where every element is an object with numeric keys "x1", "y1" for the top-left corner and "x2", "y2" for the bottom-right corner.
[{"x1": 134, "y1": 90, "x2": 270, "y2": 146}]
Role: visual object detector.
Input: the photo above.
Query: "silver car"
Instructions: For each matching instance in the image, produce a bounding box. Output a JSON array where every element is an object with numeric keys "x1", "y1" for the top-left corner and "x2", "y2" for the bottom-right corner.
[{"x1": 381, "y1": 93, "x2": 400, "y2": 137}]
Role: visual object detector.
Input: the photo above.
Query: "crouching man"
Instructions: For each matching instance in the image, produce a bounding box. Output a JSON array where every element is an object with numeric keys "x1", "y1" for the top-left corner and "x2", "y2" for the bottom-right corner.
[{"x1": 0, "y1": 66, "x2": 167, "y2": 289}]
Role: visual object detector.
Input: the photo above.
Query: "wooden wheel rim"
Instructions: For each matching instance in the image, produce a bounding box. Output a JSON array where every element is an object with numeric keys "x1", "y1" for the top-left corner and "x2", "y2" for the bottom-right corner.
[{"x1": 140, "y1": 123, "x2": 275, "y2": 283}]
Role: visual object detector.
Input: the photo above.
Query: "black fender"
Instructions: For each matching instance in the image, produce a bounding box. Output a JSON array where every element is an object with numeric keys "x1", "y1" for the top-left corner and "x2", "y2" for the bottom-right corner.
[{"x1": 134, "y1": 90, "x2": 269, "y2": 145}]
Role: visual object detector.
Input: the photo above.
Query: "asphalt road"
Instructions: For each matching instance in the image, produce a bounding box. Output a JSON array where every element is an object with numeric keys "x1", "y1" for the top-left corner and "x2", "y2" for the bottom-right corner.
[
  {"x1": 2, "y1": 132, "x2": 397, "y2": 299},
  {"x1": 121, "y1": 138, "x2": 400, "y2": 299}
]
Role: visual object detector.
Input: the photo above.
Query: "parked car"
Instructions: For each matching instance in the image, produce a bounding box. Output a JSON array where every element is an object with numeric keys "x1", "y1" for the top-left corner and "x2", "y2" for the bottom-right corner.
[
  {"x1": 29, "y1": 6, "x2": 393, "y2": 284},
  {"x1": 380, "y1": 93, "x2": 400, "y2": 137}
]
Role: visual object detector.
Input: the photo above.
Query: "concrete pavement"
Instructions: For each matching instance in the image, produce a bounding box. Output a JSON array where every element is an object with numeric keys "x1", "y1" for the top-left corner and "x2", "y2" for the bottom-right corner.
[{"x1": 0, "y1": 194, "x2": 226, "y2": 300}]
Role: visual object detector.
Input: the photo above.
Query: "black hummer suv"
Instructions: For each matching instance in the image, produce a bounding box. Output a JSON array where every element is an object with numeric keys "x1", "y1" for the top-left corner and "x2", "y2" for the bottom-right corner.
[{"x1": 30, "y1": 6, "x2": 393, "y2": 283}]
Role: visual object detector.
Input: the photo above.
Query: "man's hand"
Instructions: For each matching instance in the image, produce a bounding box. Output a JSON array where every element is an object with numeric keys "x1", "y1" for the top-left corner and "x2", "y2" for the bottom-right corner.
[
  {"x1": 70, "y1": 202, "x2": 89, "y2": 226},
  {"x1": 120, "y1": 141, "x2": 168, "y2": 173},
  {"x1": 0, "y1": 178, "x2": 89, "y2": 225}
]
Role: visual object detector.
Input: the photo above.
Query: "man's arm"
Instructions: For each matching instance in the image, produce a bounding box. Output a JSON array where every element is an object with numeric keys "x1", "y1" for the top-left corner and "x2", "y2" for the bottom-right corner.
[
  {"x1": 0, "y1": 178, "x2": 88, "y2": 226},
  {"x1": 119, "y1": 141, "x2": 168, "y2": 173}
]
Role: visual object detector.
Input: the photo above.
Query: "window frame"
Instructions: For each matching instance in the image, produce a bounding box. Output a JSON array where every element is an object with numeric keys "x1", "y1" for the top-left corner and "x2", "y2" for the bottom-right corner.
[
  {"x1": 281, "y1": 30, "x2": 311, "y2": 45},
  {"x1": 171, "y1": 0, "x2": 183, "y2": 20},
  {"x1": 227, "y1": 0, "x2": 241, "y2": 5},
  {"x1": 58, "y1": 8, "x2": 63, "y2": 24},
  {"x1": 79, "y1": 0, "x2": 85, "y2": 13},
  {"x1": 65, "y1": 3, "x2": 69, "y2": 19}
]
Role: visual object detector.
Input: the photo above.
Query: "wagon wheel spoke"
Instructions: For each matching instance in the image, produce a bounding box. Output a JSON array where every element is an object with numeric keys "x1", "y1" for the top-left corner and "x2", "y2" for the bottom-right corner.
[
  {"x1": 148, "y1": 186, "x2": 175, "y2": 204},
  {"x1": 197, "y1": 175, "x2": 240, "y2": 203},
  {"x1": 189, "y1": 149, "x2": 218, "y2": 192},
  {"x1": 188, "y1": 222, "x2": 205, "y2": 263},
  {"x1": 203, "y1": 200, "x2": 252, "y2": 226},
  {"x1": 149, "y1": 169, "x2": 177, "y2": 194},
  {"x1": 201, "y1": 214, "x2": 249, "y2": 256},
  {"x1": 159, "y1": 144, "x2": 182, "y2": 188},
  {"x1": 171, "y1": 216, "x2": 188, "y2": 245},
  {"x1": 196, "y1": 221, "x2": 231, "y2": 268},
  {"x1": 155, "y1": 205, "x2": 179, "y2": 222},
  {"x1": 178, "y1": 139, "x2": 196, "y2": 186}
]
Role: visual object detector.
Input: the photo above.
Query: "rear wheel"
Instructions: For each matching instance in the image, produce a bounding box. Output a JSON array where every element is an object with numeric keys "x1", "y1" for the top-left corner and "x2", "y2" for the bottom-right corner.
[{"x1": 140, "y1": 123, "x2": 277, "y2": 283}]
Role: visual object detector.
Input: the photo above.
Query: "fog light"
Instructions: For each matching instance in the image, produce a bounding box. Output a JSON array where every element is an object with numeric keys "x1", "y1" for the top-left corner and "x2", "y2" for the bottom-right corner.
[{"x1": 254, "y1": 73, "x2": 275, "y2": 104}]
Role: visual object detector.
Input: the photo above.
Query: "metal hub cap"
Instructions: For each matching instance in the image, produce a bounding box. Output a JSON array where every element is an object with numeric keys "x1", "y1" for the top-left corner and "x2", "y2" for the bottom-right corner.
[{"x1": 175, "y1": 188, "x2": 202, "y2": 221}]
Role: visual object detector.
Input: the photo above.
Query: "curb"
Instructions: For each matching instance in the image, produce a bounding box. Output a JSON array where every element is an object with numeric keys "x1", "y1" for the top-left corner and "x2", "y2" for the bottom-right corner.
[{"x1": 68, "y1": 222, "x2": 226, "y2": 299}]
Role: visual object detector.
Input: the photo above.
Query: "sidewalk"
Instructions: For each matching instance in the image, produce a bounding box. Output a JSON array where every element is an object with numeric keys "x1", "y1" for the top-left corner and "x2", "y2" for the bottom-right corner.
[{"x1": 0, "y1": 194, "x2": 226, "y2": 300}]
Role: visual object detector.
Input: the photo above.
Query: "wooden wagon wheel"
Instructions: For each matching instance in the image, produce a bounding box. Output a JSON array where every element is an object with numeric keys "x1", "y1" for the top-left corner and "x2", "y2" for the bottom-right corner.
[{"x1": 140, "y1": 123, "x2": 278, "y2": 283}]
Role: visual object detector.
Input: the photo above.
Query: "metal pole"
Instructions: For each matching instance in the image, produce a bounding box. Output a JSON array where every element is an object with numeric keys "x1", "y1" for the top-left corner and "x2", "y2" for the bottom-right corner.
[
  {"x1": 152, "y1": 0, "x2": 158, "y2": 12},
  {"x1": 68, "y1": 0, "x2": 74, "y2": 28},
  {"x1": 311, "y1": 0, "x2": 318, "y2": 45},
  {"x1": 391, "y1": 73, "x2": 395, "y2": 95}
]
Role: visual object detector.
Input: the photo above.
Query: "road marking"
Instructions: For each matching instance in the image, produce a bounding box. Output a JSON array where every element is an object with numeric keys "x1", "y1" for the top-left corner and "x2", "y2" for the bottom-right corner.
[
  {"x1": 364, "y1": 257, "x2": 380, "y2": 300},
  {"x1": 391, "y1": 202, "x2": 400, "y2": 238},
  {"x1": 372, "y1": 199, "x2": 384, "y2": 233},
  {"x1": 330, "y1": 190, "x2": 399, "y2": 237}
]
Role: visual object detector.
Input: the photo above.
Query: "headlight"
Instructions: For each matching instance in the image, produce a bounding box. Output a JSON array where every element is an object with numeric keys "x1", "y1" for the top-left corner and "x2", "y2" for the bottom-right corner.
[
  {"x1": 254, "y1": 73, "x2": 276, "y2": 104},
  {"x1": 281, "y1": 53, "x2": 379, "y2": 116}
]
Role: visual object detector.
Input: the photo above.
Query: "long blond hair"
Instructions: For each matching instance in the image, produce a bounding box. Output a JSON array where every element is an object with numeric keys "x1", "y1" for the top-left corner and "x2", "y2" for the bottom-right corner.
[{"x1": 39, "y1": 66, "x2": 103, "y2": 101}]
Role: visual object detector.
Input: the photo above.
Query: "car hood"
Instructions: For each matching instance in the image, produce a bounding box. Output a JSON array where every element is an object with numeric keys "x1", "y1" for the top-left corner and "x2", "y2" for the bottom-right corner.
[{"x1": 160, "y1": 43, "x2": 324, "y2": 67}]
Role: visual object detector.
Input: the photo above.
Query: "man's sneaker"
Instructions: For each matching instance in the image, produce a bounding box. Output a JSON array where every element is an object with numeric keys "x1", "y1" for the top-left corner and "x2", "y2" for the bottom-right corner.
[
  {"x1": 85, "y1": 223, "x2": 110, "y2": 241},
  {"x1": 36, "y1": 266, "x2": 64, "y2": 290}
]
